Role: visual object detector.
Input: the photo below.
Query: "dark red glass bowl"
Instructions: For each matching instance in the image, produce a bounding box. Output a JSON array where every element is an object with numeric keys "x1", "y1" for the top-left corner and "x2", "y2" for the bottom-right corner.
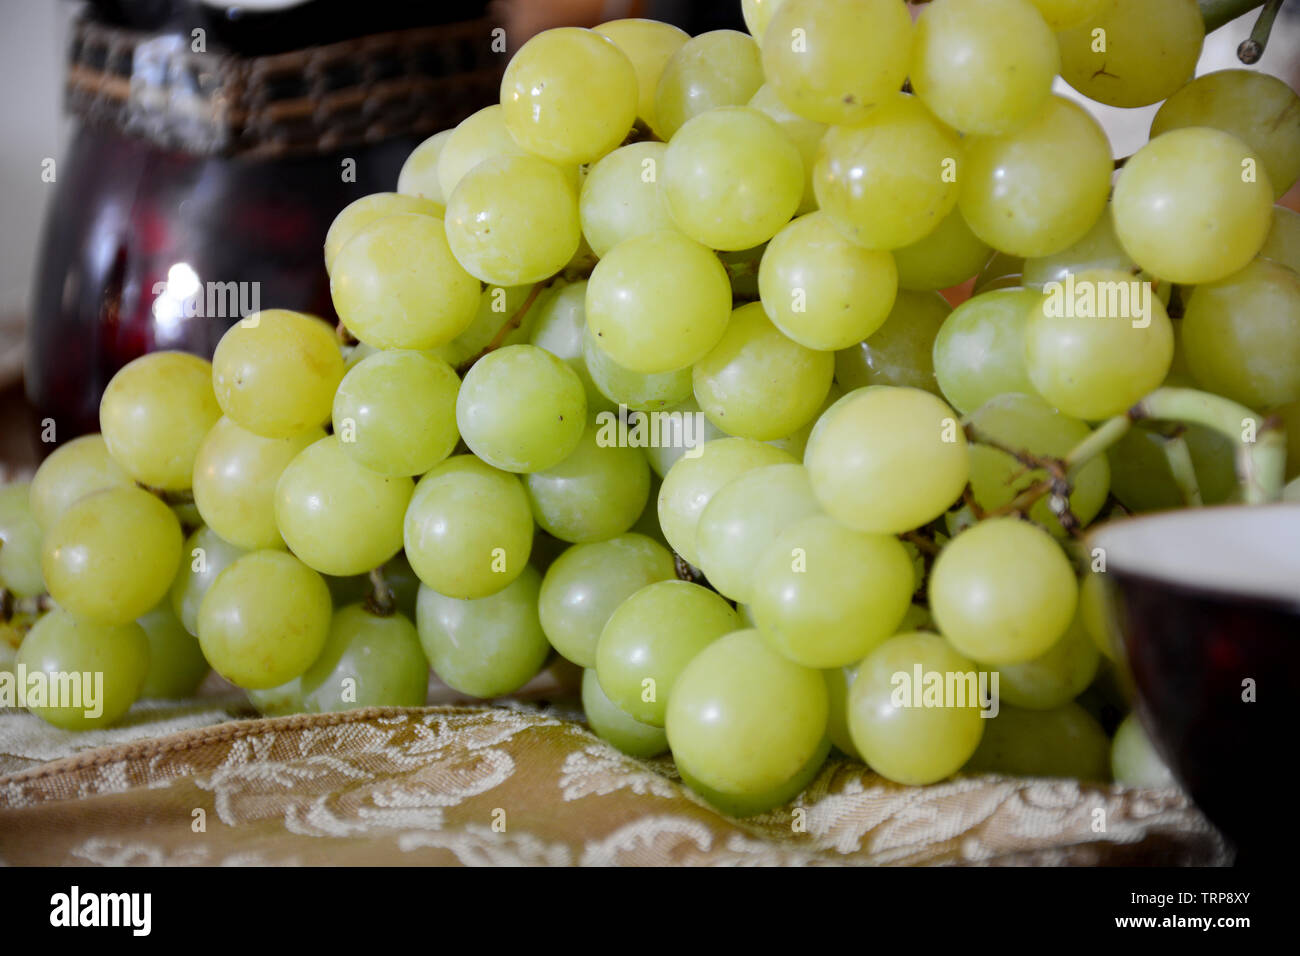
[{"x1": 1090, "y1": 505, "x2": 1300, "y2": 861}]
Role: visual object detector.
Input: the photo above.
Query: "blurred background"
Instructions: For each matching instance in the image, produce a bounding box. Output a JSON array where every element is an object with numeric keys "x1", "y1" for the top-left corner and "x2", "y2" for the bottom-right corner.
[{"x1": 1, "y1": 0, "x2": 1298, "y2": 476}]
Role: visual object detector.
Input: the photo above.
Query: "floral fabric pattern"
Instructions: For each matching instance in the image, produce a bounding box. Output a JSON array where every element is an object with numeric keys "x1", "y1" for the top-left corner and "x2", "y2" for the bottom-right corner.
[{"x1": 0, "y1": 704, "x2": 1228, "y2": 866}]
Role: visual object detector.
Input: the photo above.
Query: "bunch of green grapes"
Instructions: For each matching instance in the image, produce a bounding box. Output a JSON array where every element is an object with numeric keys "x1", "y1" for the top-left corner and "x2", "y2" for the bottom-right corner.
[{"x1": 5, "y1": 4, "x2": 1294, "y2": 822}]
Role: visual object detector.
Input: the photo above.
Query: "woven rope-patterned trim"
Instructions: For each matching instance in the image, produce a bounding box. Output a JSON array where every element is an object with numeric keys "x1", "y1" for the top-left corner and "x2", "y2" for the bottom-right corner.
[{"x1": 65, "y1": 16, "x2": 503, "y2": 160}]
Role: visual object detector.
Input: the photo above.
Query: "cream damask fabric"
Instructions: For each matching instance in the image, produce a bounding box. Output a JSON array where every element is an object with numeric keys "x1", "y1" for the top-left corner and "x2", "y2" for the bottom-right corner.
[{"x1": 0, "y1": 704, "x2": 1230, "y2": 866}]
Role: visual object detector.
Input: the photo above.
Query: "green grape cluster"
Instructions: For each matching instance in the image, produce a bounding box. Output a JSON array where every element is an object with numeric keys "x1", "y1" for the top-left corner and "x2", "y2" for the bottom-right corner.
[{"x1": 4, "y1": 4, "x2": 1296, "y2": 822}]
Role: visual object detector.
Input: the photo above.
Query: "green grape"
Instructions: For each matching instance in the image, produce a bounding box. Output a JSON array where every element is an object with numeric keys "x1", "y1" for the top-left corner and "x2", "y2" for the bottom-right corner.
[
  {"x1": 1113, "y1": 129, "x2": 1273, "y2": 284},
  {"x1": 680, "y1": 736, "x2": 829, "y2": 817},
  {"x1": 1261, "y1": 206, "x2": 1300, "y2": 274},
  {"x1": 893, "y1": 208, "x2": 992, "y2": 292},
  {"x1": 0, "y1": 483, "x2": 44, "y2": 598},
  {"x1": 583, "y1": 330, "x2": 693, "y2": 411},
  {"x1": 662, "y1": 107, "x2": 802, "y2": 252},
  {"x1": 1181, "y1": 258, "x2": 1300, "y2": 409},
  {"x1": 912, "y1": 0, "x2": 1058, "y2": 136},
  {"x1": 527, "y1": 429, "x2": 644, "y2": 541},
  {"x1": 197, "y1": 550, "x2": 332, "y2": 689},
  {"x1": 332, "y1": 350, "x2": 460, "y2": 477},
  {"x1": 1058, "y1": 0, "x2": 1203, "y2": 109},
  {"x1": 643, "y1": 398, "x2": 727, "y2": 479},
  {"x1": 585, "y1": 230, "x2": 731, "y2": 374},
  {"x1": 247, "y1": 678, "x2": 303, "y2": 717},
  {"x1": 1079, "y1": 569, "x2": 1117, "y2": 661},
  {"x1": 98, "y1": 351, "x2": 220, "y2": 491},
  {"x1": 377, "y1": 553, "x2": 422, "y2": 621},
  {"x1": 28, "y1": 434, "x2": 132, "y2": 531},
  {"x1": 966, "y1": 702, "x2": 1109, "y2": 780},
  {"x1": 740, "y1": 0, "x2": 786, "y2": 41},
  {"x1": 652, "y1": 30, "x2": 763, "y2": 140},
  {"x1": 169, "y1": 526, "x2": 246, "y2": 636},
  {"x1": 1111, "y1": 712, "x2": 1176, "y2": 788},
  {"x1": 747, "y1": 84, "x2": 825, "y2": 216},
  {"x1": 595, "y1": 18, "x2": 689, "y2": 132},
  {"x1": 974, "y1": 251, "x2": 1026, "y2": 294},
  {"x1": 834, "y1": 290, "x2": 950, "y2": 394},
  {"x1": 964, "y1": 393, "x2": 1111, "y2": 535},
  {"x1": 805, "y1": 386, "x2": 968, "y2": 534},
  {"x1": 501, "y1": 27, "x2": 637, "y2": 166},
  {"x1": 823, "y1": 666, "x2": 861, "y2": 760},
  {"x1": 930, "y1": 517, "x2": 1077, "y2": 663},
  {"x1": 630, "y1": 476, "x2": 670, "y2": 546},
  {"x1": 1106, "y1": 423, "x2": 1236, "y2": 513},
  {"x1": 43, "y1": 486, "x2": 181, "y2": 625},
  {"x1": 404, "y1": 455, "x2": 533, "y2": 599},
  {"x1": 524, "y1": 423, "x2": 649, "y2": 543},
  {"x1": 444, "y1": 154, "x2": 581, "y2": 286},
  {"x1": 397, "y1": 128, "x2": 453, "y2": 202},
  {"x1": 581, "y1": 668, "x2": 669, "y2": 758},
  {"x1": 528, "y1": 281, "x2": 614, "y2": 414},
  {"x1": 539, "y1": 534, "x2": 676, "y2": 668},
  {"x1": 273, "y1": 435, "x2": 411, "y2": 577},
  {"x1": 330, "y1": 213, "x2": 480, "y2": 350},
  {"x1": 695, "y1": 464, "x2": 820, "y2": 603},
  {"x1": 1025, "y1": 0, "x2": 1106, "y2": 28},
  {"x1": 137, "y1": 601, "x2": 209, "y2": 699},
  {"x1": 932, "y1": 288, "x2": 1038, "y2": 414},
  {"x1": 847, "y1": 631, "x2": 984, "y2": 785},
  {"x1": 1151, "y1": 70, "x2": 1300, "y2": 201},
  {"x1": 436, "y1": 105, "x2": 529, "y2": 200},
  {"x1": 761, "y1": 0, "x2": 912, "y2": 126},
  {"x1": 813, "y1": 94, "x2": 962, "y2": 251},
  {"x1": 958, "y1": 96, "x2": 1112, "y2": 259},
  {"x1": 15, "y1": 608, "x2": 149, "y2": 730},
  {"x1": 299, "y1": 604, "x2": 428, "y2": 711},
  {"x1": 752, "y1": 514, "x2": 914, "y2": 668},
  {"x1": 667, "y1": 628, "x2": 826, "y2": 793},
  {"x1": 323, "y1": 192, "x2": 444, "y2": 274},
  {"x1": 758, "y1": 212, "x2": 897, "y2": 351},
  {"x1": 596, "y1": 580, "x2": 739, "y2": 727},
  {"x1": 212, "y1": 309, "x2": 344, "y2": 439},
  {"x1": 171, "y1": 499, "x2": 202, "y2": 530},
  {"x1": 456, "y1": 344, "x2": 587, "y2": 473},
  {"x1": 431, "y1": 283, "x2": 537, "y2": 369},
  {"x1": 692, "y1": 303, "x2": 833, "y2": 441},
  {"x1": 579, "y1": 142, "x2": 676, "y2": 258},
  {"x1": 416, "y1": 565, "x2": 549, "y2": 698},
  {"x1": 982, "y1": 610, "x2": 1099, "y2": 710},
  {"x1": 766, "y1": 382, "x2": 842, "y2": 460},
  {"x1": 1024, "y1": 268, "x2": 1174, "y2": 419},
  {"x1": 1021, "y1": 208, "x2": 1136, "y2": 288},
  {"x1": 658, "y1": 437, "x2": 797, "y2": 567},
  {"x1": 192, "y1": 417, "x2": 323, "y2": 551}
]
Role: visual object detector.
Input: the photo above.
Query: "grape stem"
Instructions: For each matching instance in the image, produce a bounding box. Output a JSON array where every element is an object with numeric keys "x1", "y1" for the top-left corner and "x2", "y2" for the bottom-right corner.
[
  {"x1": 1131, "y1": 388, "x2": 1286, "y2": 504},
  {"x1": 1159, "y1": 431, "x2": 1204, "y2": 507},
  {"x1": 0, "y1": 588, "x2": 53, "y2": 630},
  {"x1": 1199, "y1": 0, "x2": 1269, "y2": 34},
  {"x1": 963, "y1": 387, "x2": 1285, "y2": 532},
  {"x1": 364, "y1": 567, "x2": 397, "y2": 617},
  {"x1": 1237, "y1": 0, "x2": 1284, "y2": 63},
  {"x1": 900, "y1": 529, "x2": 943, "y2": 557},
  {"x1": 455, "y1": 281, "x2": 547, "y2": 376},
  {"x1": 673, "y1": 553, "x2": 706, "y2": 584}
]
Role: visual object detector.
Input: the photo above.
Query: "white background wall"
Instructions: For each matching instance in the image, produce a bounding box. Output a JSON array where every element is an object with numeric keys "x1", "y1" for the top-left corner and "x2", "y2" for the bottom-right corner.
[{"x1": 0, "y1": 0, "x2": 74, "y2": 324}]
